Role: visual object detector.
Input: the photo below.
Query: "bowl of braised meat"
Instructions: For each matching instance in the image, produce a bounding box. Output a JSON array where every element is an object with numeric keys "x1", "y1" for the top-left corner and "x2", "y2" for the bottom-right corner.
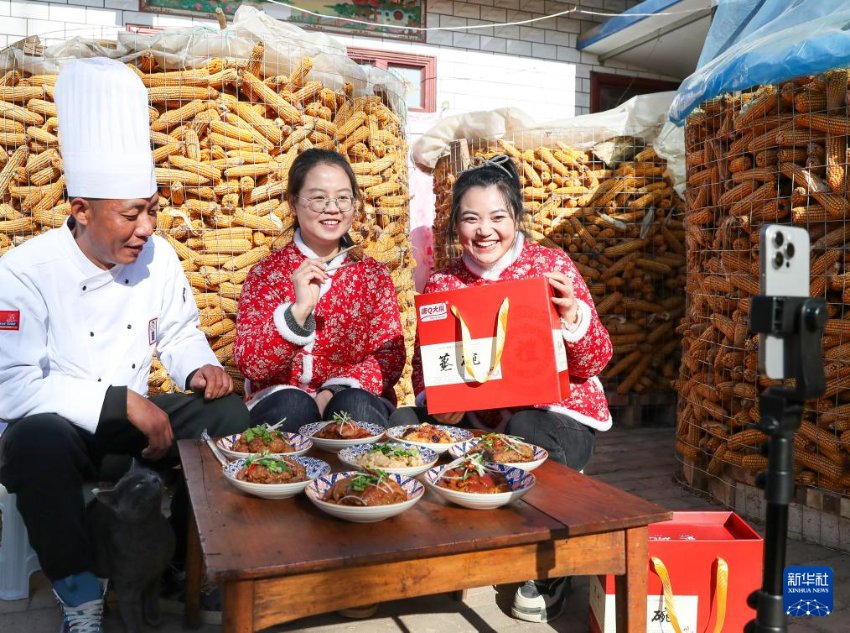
[
  {"x1": 385, "y1": 423, "x2": 473, "y2": 454},
  {"x1": 338, "y1": 442, "x2": 439, "y2": 477},
  {"x1": 223, "y1": 454, "x2": 330, "y2": 500},
  {"x1": 423, "y1": 454, "x2": 535, "y2": 510},
  {"x1": 447, "y1": 433, "x2": 548, "y2": 472},
  {"x1": 217, "y1": 424, "x2": 312, "y2": 460},
  {"x1": 305, "y1": 469, "x2": 424, "y2": 523},
  {"x1": 299, "y1": 412, "x2": 385, "y2": 452}
]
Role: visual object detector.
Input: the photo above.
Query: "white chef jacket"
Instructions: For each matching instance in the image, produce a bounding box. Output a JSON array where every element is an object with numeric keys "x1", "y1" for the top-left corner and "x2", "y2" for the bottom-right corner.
[{"x1": 0, "y1": 222, "x2": 220, "y2": 433}]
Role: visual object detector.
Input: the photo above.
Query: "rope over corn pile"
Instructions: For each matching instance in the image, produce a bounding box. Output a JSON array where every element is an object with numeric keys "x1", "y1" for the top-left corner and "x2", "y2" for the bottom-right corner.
[
  {"x1": 432, "y1": 137, "x2": 686, "y2": 396},
  {"x1": 0, "y1": 42, "x2": 417, "y2": 404},
  {"x1": 679, "y1": 70, "x2": 850, "y2": 498}
]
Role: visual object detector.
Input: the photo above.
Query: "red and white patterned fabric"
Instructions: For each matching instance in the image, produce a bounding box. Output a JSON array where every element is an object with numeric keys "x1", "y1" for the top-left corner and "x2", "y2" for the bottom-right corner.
[
  {"x1": 412, "y1": 239, "x2": 614, "y2": 431},
  {"x1": 235, "y1": 239, "x2": 405, "y2": 403}
]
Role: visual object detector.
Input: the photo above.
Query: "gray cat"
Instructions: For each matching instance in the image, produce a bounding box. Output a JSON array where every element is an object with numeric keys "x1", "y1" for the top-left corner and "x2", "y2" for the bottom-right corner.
[{"x1": 86, "y1": 462, "x2": 175, "y2": 633}]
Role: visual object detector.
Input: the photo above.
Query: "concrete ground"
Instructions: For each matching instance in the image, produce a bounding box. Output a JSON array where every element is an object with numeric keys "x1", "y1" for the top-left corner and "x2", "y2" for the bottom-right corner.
[{"x1": 2, "y1": 425, "x2": 847, "y2": 632}]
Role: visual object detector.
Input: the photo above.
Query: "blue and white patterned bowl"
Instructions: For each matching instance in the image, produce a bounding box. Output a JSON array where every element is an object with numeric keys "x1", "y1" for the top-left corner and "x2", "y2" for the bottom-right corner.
[
  {"x1": 216, "y1": 431, "x2": 312, "y2": 461},
  {"x1": 447, "y1": 438, "x2": 548, "y2": 472},
  {"x1": 385, "y1": 424, "x2": 474, "y2": 454},
  {"x1": 305, "y1": 471, "x2": 425, "y2": 523},
  {"x1": 423, "y1": 463, "x2": 535, "y2": 510},
  {"x1": 298, "y1": 420, "x2": 386, "y2": 452},
  {"x1": 223, "y1": 455, "x2": 331, "y2": 500},
  {"x1": 338, "y1": 442, "x2": 439, "y2": 477}
]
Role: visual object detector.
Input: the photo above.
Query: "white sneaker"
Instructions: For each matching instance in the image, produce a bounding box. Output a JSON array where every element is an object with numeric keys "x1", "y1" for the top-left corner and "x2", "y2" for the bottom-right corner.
[
  {"x1": 54, "y1": 580, "x2": 107, "y2": 633},
  {"x1": 511, "y1": 576, "x2": 571, "y2": 623}
]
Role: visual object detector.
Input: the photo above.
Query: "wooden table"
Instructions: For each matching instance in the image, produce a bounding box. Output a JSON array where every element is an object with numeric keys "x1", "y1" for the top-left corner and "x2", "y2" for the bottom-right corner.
[{"x1": 178, "y1": 439, "x2": 671, "y2": 633}]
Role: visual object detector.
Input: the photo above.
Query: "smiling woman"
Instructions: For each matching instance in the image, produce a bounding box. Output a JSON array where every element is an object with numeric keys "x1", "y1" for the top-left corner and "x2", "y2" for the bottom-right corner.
[{"x1": 234, "y1": 149, "x2": 406, "y2": 433}]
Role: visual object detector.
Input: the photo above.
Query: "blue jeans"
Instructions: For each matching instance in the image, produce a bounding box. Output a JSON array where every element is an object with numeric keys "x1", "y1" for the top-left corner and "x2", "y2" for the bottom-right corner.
[{"x1": 249, "y1": 387, "x2": 394, "y2": 431}]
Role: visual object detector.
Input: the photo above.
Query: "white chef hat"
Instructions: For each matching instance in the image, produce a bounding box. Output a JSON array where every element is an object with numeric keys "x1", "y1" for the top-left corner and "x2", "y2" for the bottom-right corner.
[{"x1": 55, "y1": 57, "x2": 157, "y2": 199}]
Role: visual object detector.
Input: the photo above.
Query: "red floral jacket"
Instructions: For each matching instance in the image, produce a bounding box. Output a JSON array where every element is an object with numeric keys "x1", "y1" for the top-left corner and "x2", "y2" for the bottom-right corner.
[
  {"x1": 412, "y1": 239, "x2": 614, "y2": 430},
  {"x1": 235, "y1": 240, "x2": 405, "y2": 403}
]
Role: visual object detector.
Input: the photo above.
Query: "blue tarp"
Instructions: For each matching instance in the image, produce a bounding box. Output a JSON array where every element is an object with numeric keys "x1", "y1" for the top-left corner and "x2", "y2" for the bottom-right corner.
[{"x1": 669, "y1": 0, "x2": 850, "y2": 124}]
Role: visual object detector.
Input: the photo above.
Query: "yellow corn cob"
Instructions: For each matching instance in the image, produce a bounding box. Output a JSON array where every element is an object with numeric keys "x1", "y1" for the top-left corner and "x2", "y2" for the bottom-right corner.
[
  {"x1": 0, "y1": 203, "x2": 22, "y2": 220},
  {"x1": 335, "y1": 111, "x2": 367, "y2": 141},
  {"x1": 183, "y1": 129, "x2": 201, "y2": 161},
  {"x1": 167, "y1": 155, "x2": 221, "y2": 182},
  {"x1": 741, "y1": 454, "x2": 768, "y2": 473},
  {"x1": 0, "y1": 85, "x2": 44, "y2": 103},
  {"x1": 794, "y1": 446, "x2": 843, "y2": 480},
  {"x1": 825, "y1": 70, "x2": 847, "y2": 110},
  {"x1": 225, "y1": 150, "x2": 273, "y2": 164},
  {"x1": 151, "y1": 142, "x2": 182, "y2": 164},
  {"x1": 793, "y1": 90, "x2": 826, "y2": 113},
  {"x1": 292, "y1": 80, "x2": 322, "y2": 104},
  {"x1": 223, "y1": 163, "x2": 276, "y2": 179},
  {"x1": 0, "y1": 146, "x2": 27, "y2": 196},
  {"x1": 797, "y1": 112, "x2": 850, "y2": 135},
  {"x1": 0, "y1": 216, "x2": 36, "y2": 233},
  {"x1": 733, "y1": 88, "x2": 778, "y2": 128},
  {"x1": 23, "y1": 97, "x2": 56, "y2": 120},
  {"x1": 287, "y1": 57, "x2": 313, "y2": 91},
  {"x1": 727, "y1": 428, "x2": 767, "y2": 450},
  {"x1": 340, "y1": 126, "x2": 370, "y2": 153},
  {"x1": 0, "y1": 117, "x2": 25, "y2": 135},
  {"x1": 301, "y1": 114, "x2": 337, "y2": 138},
  {"x1": 232, "y1": 209, "x2": 283, "y2": 231},
  {"x1": 219, "y1": 113, "x2": 275, "y2": 151},
  {"x1": 280, "y1": 127, "x2": 311, "y2": 153},
  {"x1": 32, "y1": 201, "x2": 70, "y2": 228},
  {"x1": 155, "y1": 167, "x2": 210, "y2": 186},
  {"x1": 164, "y1": 233, "x2": 199, "y2": 262},
  {"x1": 247, "y1": 180, "x2": 286, "y2": 204},
  {"x1": 29, "y1": 166, "x2": 58, "y2": 186},
  {"x1": 150, "y1": 100, "x2": 209, "y2": 132},
  {"x1": 208, "y1": 120, "x2": 261, "y2": 146},
  {"x1": 365, "y1": 181, "x2": 401, "y2": 199},
  {"x1": 0, "y1": 131, "x2": 26, "y2": 147},
  {"x1": 147, "y1": 86, "x2": 218, "y2": 102},
  {"x1": 222, "y1": 246, "x2": 270, "y2": 271},
  {"x1": 240, "y1": 70, "x2": 301, "y2": 125},
  {"x1": 149, "y1": 131, "x2": 174, "y2": 147},
  {"x1": 1, "y1": 99, "x2": 44, "y2": 126}
]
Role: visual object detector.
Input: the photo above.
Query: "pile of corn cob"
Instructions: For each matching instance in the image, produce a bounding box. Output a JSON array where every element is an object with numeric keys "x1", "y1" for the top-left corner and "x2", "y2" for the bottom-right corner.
[
  {"x1": 679, "y1": 70, "x2": 850, "y2": 495},
  {"x1": 0, "y1": 42, "x2": 417, "y2": 403},
  {"x1": 432, "y1": 138, "x2": 686, "y2": 395}
]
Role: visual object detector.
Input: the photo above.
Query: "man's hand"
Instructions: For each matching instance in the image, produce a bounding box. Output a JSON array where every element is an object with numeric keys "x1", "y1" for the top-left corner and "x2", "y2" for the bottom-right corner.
[
  {"x1": 189, "y1": 364, "x2": 234, "y2": 400},
  {"x1": 432, "y1": 411, "x2": 464, "y2": 425},
  {"x1": 127, "y1": 390, "x2": 173, "y2": 460}
]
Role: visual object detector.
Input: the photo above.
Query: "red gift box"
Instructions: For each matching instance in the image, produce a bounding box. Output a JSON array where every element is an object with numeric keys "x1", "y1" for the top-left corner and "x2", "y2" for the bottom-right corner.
[
  {"x1": 589, "y1": 511, "x2": 763, "y2": 633},
  {"x1": 414, "y1": 277, "x2": 569, "y2": 414}
]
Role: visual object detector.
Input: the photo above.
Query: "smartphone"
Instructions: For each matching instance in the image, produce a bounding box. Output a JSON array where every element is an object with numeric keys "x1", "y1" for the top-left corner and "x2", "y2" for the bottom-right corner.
[{"x1": 758, "y1": 224, "x2": 811, "y2": 379}]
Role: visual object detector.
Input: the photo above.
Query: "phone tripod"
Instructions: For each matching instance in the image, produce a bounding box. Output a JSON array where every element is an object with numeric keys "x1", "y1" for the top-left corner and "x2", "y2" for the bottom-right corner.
[{"x1": 745, "y1": 295, "x2": 827, "y2": 633}]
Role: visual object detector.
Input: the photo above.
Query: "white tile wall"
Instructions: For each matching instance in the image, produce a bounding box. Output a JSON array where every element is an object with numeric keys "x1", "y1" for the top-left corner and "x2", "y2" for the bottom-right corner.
[
  {"x1": 2, "y1": 0, "x2": 677, "y2": 118},
  {"x1": 11, "y1": 0, "x2": 48, "y2": 19}
]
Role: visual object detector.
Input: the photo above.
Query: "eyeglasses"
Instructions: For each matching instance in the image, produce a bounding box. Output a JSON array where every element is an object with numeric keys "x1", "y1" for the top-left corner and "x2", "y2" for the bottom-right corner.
[{"x1": 296, "y1": 195, "x2": 357, "y2": 214}]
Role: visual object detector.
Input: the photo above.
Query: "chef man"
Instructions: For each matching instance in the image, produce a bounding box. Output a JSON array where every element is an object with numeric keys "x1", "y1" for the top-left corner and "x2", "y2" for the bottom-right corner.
[{"x1": 0, "y1": 58, "x2": 249, "y2": 632}]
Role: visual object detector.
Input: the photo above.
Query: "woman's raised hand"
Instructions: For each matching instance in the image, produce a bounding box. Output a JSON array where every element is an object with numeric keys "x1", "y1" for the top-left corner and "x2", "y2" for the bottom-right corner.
[
  {"x1": 291, "y1": 258, "x2": 327, "y2": 325},
  {"x1": 543, "y1": 271, "x2": 579, "y2": 326}
]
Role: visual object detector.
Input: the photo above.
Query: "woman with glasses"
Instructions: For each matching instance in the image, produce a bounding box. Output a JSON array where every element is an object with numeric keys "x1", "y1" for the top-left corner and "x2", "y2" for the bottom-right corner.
[{"x1": 234, "y1": 149, "x2": 405, "y2": 430}]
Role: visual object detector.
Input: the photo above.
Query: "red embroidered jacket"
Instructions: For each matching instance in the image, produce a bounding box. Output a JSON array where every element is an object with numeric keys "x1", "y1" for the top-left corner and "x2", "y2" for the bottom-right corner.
[
  {"x1": 235, "y1": 241, "x2": 405, "y2": 402},
  {"x1": 412, "y1": 240, "x2": 614, "y2": 430}
]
